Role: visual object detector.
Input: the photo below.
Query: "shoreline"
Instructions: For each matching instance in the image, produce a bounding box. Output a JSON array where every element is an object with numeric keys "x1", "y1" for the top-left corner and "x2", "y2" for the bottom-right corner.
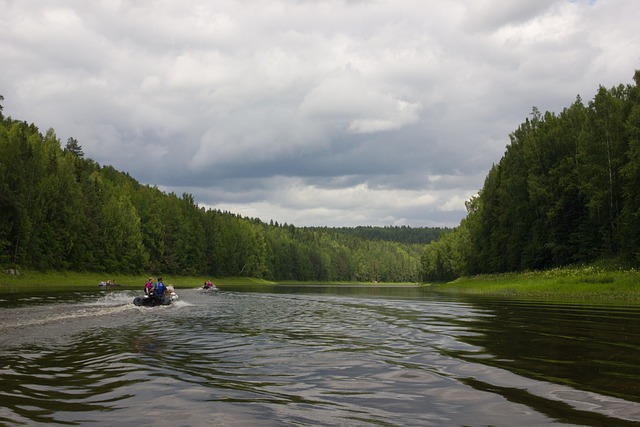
[
  {"x1": 0, "y1": 271, "x2": 412, "y2": 290},
  {"x1": 0, "y1": 271, "x2": 273, "y2": 290},
  {"x1": 3, "y1": 265, "x2": 640, "y2": 301},
  {"x1": 431, "y1": 265, "x2": 640, "y2": 301}
]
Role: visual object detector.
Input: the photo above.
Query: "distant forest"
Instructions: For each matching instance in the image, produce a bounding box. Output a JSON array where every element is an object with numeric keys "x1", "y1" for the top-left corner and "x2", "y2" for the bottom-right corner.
[
  {"x1": 0, "y1": 97, "x2": 442, "y2": 282},
  {"x1": 308, "y1": 226, "x2": 448, "y2": 245},
  {"x1": 422, "y1": 70, "x2": 640, "y2": 281}
]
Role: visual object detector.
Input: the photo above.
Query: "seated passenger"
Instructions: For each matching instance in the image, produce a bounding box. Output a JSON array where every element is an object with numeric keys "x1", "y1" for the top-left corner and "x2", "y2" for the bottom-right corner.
[
  {"x1": 154, "y1": 277, "x2": 167, "y2": 300},
  {"x1": 145, "y1": 278, "x2": 154, "y2": 295}
]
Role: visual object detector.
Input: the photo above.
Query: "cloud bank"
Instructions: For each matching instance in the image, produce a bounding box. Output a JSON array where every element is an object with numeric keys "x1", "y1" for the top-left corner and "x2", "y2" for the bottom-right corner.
[{"x1": 2, "y1": 0, "x2": 638, "y2": 226}]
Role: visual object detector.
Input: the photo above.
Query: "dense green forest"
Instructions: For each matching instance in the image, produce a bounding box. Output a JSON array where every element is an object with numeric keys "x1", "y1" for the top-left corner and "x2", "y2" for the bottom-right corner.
[
  {"x1": 0, "y1": 99, "x2": 437, "y2": 282},
  {"x1": 310, "y1": 226, "x2": 448, "y2": 245},
  {"x1": 422, "y1": 70, "x2": 640, "y2": 281}
]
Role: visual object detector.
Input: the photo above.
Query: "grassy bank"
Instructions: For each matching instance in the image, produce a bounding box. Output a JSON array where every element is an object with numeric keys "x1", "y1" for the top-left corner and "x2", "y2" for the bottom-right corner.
[
  {"x1": 5, "y1": 265, "x2": 639, "y2": 300},
  {"x1": 0, "y1": 270, "x2": 415, "y2": 291},
  {"x1": 0, "y1": 270, "x2": 274, "y2": 291},
  {"x1": 432, "y1": 264, "x2": 640, "y2": 300}
]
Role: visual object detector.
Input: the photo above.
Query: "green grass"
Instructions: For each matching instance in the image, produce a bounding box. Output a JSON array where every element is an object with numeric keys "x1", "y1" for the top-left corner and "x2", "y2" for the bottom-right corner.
[
  {"x1": 0, "y1": 270, "x2": 273, "y2": 291},
  {"x1": 273, "y1": 280, "x2": 419, "y2": 286},
  {"x1": 4, "y1": 264, "x2": 640, "y2": 301},
  {"x1": 432, "y1": 264, "x2": 640, "y2": 301},
  {"x1": 0, "y1": 270, "x2": 418, "y2": 290}
]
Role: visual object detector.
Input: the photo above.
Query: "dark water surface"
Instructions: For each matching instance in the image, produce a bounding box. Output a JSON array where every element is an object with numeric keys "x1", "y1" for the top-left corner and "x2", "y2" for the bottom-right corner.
[{"x1": 1, "y1": 285, "x2": 640, "y2": 426}]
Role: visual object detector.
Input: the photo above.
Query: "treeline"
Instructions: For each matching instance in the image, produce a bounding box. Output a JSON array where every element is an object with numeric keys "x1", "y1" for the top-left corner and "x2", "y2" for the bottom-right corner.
[
  {"x1": 309, "y1": 225, "x2": 449, "y2": 244},
  {"x1": 0, "y1": 104, "x2": 433, "y2": 282},
  {"x1": 422, "y1": 70, "x2": 640, "y2": 281}
]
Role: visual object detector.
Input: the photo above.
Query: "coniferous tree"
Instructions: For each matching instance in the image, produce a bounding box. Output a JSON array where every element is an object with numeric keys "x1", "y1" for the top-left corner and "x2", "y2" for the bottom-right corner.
[{"x1": 422, "y1": 70, "x2": 640, "y2": 281}]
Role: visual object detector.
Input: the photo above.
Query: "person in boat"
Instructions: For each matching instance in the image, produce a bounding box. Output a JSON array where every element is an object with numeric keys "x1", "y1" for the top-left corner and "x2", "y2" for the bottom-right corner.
[
  {"x1": 144, "y1": 278, "x2": 154, "y2": 295},
  {"x1": 203, "y1": 280, "x2": 213, "y2": 289},
  {"x1": 153, "y1": 277, "x2": 167, "y2": 301}
]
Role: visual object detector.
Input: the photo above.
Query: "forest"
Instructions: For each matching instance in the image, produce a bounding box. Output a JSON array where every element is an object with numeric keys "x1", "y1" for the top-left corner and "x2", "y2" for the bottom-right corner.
[
  {"x1": 422, "y1": 70, "x2": 640, "y2": 281},
  {"x1": 0, "y1": 98, "x2": 439, "y2": 282},
  {"x1": 7, "y1": 69, "x2": 636, "y2": 284}
]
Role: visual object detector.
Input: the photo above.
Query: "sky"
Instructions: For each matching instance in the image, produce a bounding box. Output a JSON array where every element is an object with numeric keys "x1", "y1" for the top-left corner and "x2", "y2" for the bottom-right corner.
[{"x1": 1, "y1": 0, "x2": 639, "y2": 228}]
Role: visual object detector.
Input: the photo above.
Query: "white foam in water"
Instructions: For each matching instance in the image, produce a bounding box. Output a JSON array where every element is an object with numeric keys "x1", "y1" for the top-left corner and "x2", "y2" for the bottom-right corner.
[
  {"x1": 1, "y1": 302, "x2": 136, "y2": 331},
  {"x1": 88, "y1": 292, "x2": 137, "y2": 306},
  {"x1": 1, "y1": 290, "x2": 195, "y2": 337},
  {"x1": 172, "y1": 299, "x2": 194, "y2": 308}
]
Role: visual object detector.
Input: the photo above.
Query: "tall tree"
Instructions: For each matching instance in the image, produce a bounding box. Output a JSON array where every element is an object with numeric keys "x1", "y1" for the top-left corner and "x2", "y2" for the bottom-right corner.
[{"x1": 64, "y1": 137, "x2": 84, "y2": 158}]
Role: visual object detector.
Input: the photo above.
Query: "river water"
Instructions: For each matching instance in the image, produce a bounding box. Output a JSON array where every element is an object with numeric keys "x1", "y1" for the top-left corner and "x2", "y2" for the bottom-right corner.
[{"x1": 1, "y1": 285, "x2": 640, "y2": 426}]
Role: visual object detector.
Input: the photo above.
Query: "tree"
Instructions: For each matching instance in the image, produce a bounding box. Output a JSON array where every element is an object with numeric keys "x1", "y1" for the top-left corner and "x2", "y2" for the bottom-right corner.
[
  {"x1": 618, "y1": 70, "x2": 640, "y2": 262},
  {"x1": 64, "y1": 137, "x2": 84, "y2": 158}
]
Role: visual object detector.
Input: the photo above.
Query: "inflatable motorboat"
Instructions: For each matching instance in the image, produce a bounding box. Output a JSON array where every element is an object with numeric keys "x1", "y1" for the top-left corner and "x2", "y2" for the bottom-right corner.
[
  {"x1": 133, "y1": 293, "x2": 172, "y2": 307},
  {"x1": 133, "y1": 285, "x2": 178, "y2": 307}
]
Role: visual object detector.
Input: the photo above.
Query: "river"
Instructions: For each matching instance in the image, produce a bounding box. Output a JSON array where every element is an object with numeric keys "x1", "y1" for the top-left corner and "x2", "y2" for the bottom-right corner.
[{"x1": 1, "y1": 285, "x2": 640, "y2": 426}]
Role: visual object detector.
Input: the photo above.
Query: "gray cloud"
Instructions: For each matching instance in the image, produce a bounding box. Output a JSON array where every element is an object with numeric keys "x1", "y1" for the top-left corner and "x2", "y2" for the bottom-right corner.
[{"x1": 2, "y1": 0, "x2": 638, "y2": 227}]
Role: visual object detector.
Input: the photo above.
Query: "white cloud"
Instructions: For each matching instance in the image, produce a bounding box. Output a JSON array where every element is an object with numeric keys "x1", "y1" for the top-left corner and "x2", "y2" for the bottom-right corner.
[
  {"x1": 463, "y1": 0, "x2": 558, "y2": 33},
  {"x1": 2, "y1": 0, "x2": 639, "y2": 227},
  {"x1": 196, "y1": 176, "x2": 447, "y2": 226},
  {"x1": 300, "y1": 66, "x2": 422, "y2": 133}
]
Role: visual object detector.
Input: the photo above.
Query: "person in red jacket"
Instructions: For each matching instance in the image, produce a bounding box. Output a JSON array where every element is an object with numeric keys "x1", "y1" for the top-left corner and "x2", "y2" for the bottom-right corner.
[{"x1": 144, "y1": 278, "x2": 154, "y2": 295}]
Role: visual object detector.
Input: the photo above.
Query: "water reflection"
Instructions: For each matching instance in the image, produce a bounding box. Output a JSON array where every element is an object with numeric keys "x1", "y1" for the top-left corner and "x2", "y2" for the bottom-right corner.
[
  {"x1": 452, "y1": 298, "x2": 640, "y2": 400},
  {"x1": 0, "y1": 332, "x2": 138, "y2": 425},
  {"x1": 1, "y1": 287, "x2": 640, "y2": 426}
]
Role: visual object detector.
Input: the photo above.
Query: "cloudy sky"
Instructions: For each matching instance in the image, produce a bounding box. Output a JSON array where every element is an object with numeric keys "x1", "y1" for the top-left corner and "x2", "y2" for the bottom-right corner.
[{"x1": 1, "y1": 0, "x2": 638, "y2": 227}]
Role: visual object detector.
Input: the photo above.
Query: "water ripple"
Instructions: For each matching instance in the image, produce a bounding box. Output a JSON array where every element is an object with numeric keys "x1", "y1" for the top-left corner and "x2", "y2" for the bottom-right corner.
[{"x1": 2, "y1": 288, "x2": 640, "y2": 426}]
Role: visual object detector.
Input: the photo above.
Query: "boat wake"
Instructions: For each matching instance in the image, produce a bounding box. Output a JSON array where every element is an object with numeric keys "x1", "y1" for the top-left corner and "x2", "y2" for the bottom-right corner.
[
  {"x1": 0, "y1": 292, "x2": 142, "y2": 350},
  {"x1": 2, "y1": 300, "x2": 135, "y2": 328}
]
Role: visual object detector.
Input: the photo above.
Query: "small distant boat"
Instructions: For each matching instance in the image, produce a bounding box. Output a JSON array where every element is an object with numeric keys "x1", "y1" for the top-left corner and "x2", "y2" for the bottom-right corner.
[
  {"x1": 202, "y1": 281, "x2": 218, "y2": 291},
  {"x1": 98, "y1": 281, "x2": 120, "y2": 287}
]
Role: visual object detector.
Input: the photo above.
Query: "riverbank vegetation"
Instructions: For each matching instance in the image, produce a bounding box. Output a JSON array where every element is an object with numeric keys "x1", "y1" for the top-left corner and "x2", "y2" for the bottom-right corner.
[
  {"x1": 432, "y1": 262, "x2": 640, "y2": 300},
  {"x1": 3, "y1": 264, "x2": 637, "y2": 301},
  {"x1": 422, "y1": 70, "x2": 640, "y2": 282},
  {"x1": 0, "y1": 270, "x2": 272, "y2": 290},
  {"x1": 0, "y1": 270, "x2": 411, "y2": 290}
]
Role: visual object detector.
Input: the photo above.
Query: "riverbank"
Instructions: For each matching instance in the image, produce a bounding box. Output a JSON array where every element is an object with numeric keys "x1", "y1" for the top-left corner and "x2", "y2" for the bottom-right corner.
[
  {"x1": 0, "y1": 270, "x2": 418, "y2": 290},
  {"x1": 0, "y1": 271, "x2": 273, "y2": 291},
  {"x1": 432, "y1": 264, "x2": 640, "y2": 300},
  {"x1": 4, "y1": 265, "x2": 640, "y2": 300}
]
